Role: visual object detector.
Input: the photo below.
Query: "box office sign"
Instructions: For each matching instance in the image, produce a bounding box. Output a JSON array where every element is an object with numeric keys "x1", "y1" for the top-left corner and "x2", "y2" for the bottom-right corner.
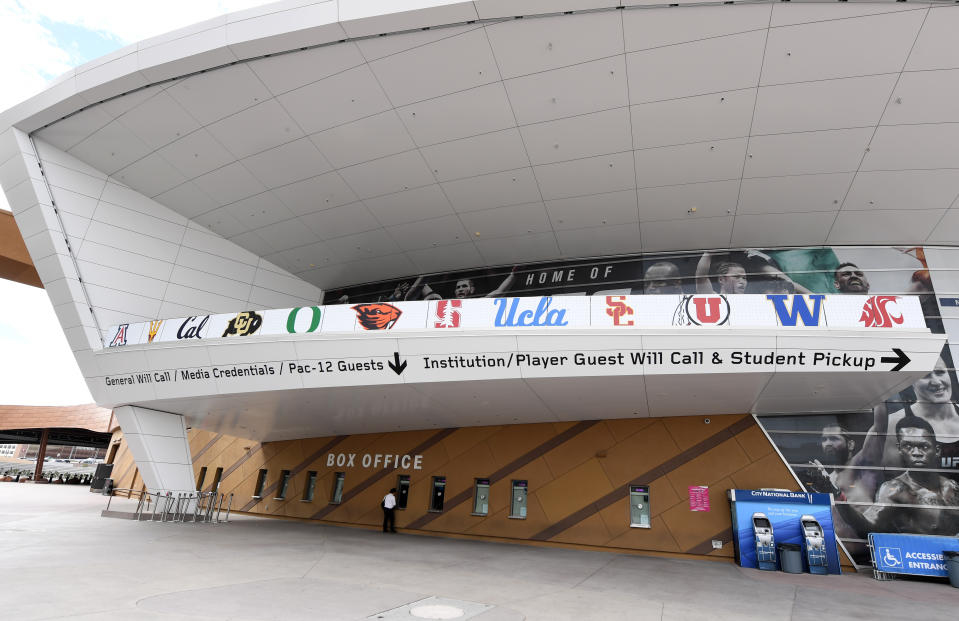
[{"x1": 327, "y1": 452, "x2": 424, "y2": 470}]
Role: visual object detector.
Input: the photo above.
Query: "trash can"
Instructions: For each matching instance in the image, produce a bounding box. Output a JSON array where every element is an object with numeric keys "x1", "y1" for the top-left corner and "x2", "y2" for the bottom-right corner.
[
  {"x1": 778, "y1": 543, "x2": 803, "y2": 574},
  {"x1": 945, "y1": 551, "x2": 959, "y2": 588}
]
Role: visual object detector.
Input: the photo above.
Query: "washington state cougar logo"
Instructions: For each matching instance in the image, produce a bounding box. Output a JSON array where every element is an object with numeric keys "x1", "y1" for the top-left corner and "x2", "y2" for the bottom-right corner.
[
  {"x1": 672, "y1": 295, "x2": 729, "y2": 326},
  {"x1": 859, "y1": 296, "x2": 904, "y2": 328},
  {"x1": 352, "y1": 303, "x2": 402, "y2": 330},
  {"x1": 434, "y1": 300, "x2": 461, "y2": 328}
]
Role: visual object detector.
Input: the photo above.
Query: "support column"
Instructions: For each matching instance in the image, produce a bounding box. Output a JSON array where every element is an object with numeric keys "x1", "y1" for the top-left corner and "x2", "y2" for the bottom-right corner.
[
  {"x1": 33, "y1": 428, "x2": 49, "y2": 482},
  {"x1": 113, "y1": 406, "x2": 194, "y2": 493}
]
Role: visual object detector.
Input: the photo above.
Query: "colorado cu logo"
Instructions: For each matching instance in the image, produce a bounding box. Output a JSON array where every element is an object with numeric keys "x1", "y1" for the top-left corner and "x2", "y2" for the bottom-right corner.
[
  {"x1": 605, "y1": 296, "x2": 634, "y2": 326},
  {"x1": 859, "y1": 295, "x2": 904, "y2": 328},
  {"x1": 434, "y1": 300, "x2": 461, "y2": 328},
  {"x1": 352, "y1": 303, "x2": 402, "y2": 330},
  {"x1": 223, "y1": 310, "x2": 263, "y2": 337},
  {"x1": 879, "y1": 547, "x2": 902, "y2": 568},
  {"x1": 672, "y1": 295, "x2": 729, "y2": 326}
]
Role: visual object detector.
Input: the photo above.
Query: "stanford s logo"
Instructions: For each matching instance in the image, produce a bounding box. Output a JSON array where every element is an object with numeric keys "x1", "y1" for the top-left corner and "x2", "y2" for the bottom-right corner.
[
  {"x1": 353, "y1": 303, "x2": 402, "y2": 330},
  {"x1": 859, "y1": 296, "x2": 904, "y2": 328},
  {"x1": 223, "y1": 311, "x2": 263, "y2": 337},
  {"x1": 767, "y1": 295, "x2": 825, "y2": 326},
  {"x1": 672, "y1": 295, "x2": 729, "y2": 326},
  {"x1": 605, "y1": 296, "x2": 634, "y2": 326},
  {"x1": 109, "y1": 324, "x2": 129, "y2": 347},
  {"x1": 434, "y1": 300, "x2": 461, "y2": 328}
]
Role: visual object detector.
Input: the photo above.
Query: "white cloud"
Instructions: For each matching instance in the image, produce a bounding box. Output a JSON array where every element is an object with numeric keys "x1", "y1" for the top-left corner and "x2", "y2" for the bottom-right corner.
[
  {"x1": 0, "y1": 0, "x2": 266, "y2": 110},
  {"x1": 0, "y1": 280, "x2": 93, "y2": 405},
  {"x1": 0, "y1": 0, "x2": 269, "y2": 401}
]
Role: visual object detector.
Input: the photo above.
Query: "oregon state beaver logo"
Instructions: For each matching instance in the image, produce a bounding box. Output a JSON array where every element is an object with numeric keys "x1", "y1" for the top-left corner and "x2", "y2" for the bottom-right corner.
[{"x1": 352, "y1": 303, "x2": 402, "y2": 330}]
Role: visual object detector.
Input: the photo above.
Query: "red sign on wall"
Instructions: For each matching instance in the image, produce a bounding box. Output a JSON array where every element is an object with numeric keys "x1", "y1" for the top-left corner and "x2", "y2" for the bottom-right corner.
[{"x1": 689, "y1": 486, "x2": 710, "y2": 512}]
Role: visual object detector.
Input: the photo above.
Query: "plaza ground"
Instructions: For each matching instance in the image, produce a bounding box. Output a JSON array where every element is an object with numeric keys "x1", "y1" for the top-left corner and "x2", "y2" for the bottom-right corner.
[{"x1": 0, "y1": 484, "x2": 956, "y2": 620}]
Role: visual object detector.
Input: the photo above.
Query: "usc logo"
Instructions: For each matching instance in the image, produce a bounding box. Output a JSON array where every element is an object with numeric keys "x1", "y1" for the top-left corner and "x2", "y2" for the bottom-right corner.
[{"x1": 605, "y1": 296, "x2": 634, "y2": 326}]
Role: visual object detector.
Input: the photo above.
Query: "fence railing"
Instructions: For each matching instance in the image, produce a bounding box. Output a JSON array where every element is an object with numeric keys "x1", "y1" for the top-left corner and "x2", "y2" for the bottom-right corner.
[{"x1": 104, "y1": 488, "x2": 233, "y2": 524}]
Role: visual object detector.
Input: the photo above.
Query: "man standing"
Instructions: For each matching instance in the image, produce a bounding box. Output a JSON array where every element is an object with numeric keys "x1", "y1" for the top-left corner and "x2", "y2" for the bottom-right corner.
[
  {"x1": 642, "y1": 261, "x2": 683, "y2": 294},
  {"x1": 833, "y1": 263, "x2": 870, "y2": 293},
  {"x1": 838, "y1": 417, "x2": 959, "y2": 535},
  {"x1": 382, "y1": 488, "x2": 397, "y2": 533}
]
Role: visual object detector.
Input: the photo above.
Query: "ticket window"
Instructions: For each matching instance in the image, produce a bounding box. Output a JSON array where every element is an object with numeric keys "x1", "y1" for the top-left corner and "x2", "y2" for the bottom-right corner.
[
  {"x1": 628, "y1": 485, "x2": 650, "y2": 528},
  {"x1": 509, "y1": 480, "x2": 528, "y2": 519},
  {"x1": 196, "y1": 467, "x2": 207, "y2": 491},
  {"x1": 396, "y1": 475, "x2": 410, "y2": 510},
  {"x1": 253, "y1": 469, "x2": 268, "y2": 498},
  {"x1": 429, "y1": 476, "x2": 446, "y2": 512},
  {"x1": 210, "y1": 467, "x2": 223, "y2": 492},
  {"x1": 472, "y1": 478, "x2": 491, "y2": 516},
  {"x1": 302, "y1": 471, "x2": 317, "y2": 502},
  {"x1": 275, "y1": 470, "x2": 291, "y2": 500},
  {"x1": 330, "y1": 472, "x2": 345, "y2": 504}
]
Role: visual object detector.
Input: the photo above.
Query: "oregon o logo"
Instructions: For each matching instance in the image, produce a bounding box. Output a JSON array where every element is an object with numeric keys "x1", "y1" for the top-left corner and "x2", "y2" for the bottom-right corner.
[{"x1": 287, "y1": 306, "x2": 322, "y2": 333}]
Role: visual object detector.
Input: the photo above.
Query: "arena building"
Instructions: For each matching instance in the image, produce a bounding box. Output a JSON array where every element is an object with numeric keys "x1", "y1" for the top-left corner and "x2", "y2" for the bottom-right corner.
[{"x1": 2, "y1": 0, "x2": 959, "y2": 569}]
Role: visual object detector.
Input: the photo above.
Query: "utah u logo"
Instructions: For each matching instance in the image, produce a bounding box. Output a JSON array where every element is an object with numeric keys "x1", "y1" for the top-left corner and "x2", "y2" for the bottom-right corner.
[
  {"x1": 859, "y1": 296, "x2": 903, "y2": 328},
  {"x1": 767, "y1": 295, "x2": 825, "y2": 326},
  {"x1": 434, "y1": 300, "x2": 461, "y2": 328},
  {"x1": 109, "y1": 324, "x2": 128, "y2": 347},
  {"x1": 605, "y1": 296, "x2": 634, "y2": 326},
  {"x1": 672, "y1": 295, "x2": 729, "y2": 326}
]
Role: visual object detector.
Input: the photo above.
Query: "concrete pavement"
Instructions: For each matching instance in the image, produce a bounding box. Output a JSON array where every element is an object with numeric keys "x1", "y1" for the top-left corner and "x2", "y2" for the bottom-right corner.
[{"x1": 1, "y1": 484, "x2": 956, "y2": 620}]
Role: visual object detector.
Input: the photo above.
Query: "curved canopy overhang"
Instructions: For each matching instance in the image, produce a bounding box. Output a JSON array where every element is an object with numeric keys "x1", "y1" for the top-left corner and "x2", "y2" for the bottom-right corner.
[{"x1": 2, "y1": 0, "x2": 958, "y2": 292}]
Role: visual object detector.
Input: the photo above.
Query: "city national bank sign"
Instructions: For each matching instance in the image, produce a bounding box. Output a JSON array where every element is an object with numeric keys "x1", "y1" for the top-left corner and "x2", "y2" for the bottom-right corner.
[{"x1": 105, "y1": 294, "x2": 927, "y2": 347}]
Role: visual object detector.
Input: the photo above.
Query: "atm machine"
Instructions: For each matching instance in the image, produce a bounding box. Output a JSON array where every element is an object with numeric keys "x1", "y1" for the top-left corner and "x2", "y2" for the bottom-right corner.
[
  {"x1": 752, "y1": 512, "x2": 777, "y2": 570},
  {"x1": 800, "y1": 515, "x2": 828, "y2": 575}
]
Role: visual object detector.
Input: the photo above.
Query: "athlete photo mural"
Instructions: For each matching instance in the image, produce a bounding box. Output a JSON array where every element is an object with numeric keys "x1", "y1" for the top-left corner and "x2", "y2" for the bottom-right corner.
[{"x1": 330, "y1": 245, "x2": 957, "y2": 564}]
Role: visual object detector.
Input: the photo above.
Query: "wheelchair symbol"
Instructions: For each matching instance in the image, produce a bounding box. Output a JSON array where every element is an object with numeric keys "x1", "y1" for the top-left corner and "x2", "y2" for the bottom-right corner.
[{"x1": 879, "y1": 547, "x2": 902, "y2": 568}]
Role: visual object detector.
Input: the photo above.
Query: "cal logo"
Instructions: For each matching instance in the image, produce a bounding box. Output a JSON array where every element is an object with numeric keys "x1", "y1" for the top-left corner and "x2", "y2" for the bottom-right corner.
[
  {"x1": 148, "y1": 320, "x2": 163, "y2": 343},
  {"x1": 859, "y1": 295, "x2": 904, "y2": 328},
  {"x1": 672, "y1": 295, "x2": 729, "y2": 326},
  {"x1": 434, "y1": 300, "x2": 461, "y2": 328},
  {"x1": 223, "y1": 311, "x2": 263, "y2": 337},
  {"x1": 767, "y1": 294, "x2": 825, "y2": 327},
  {"x1": 605, "y1": 296, "x2": 634, "y2": 326},
  {"x1": 352, "y1": 303, "x2": 402, "y2": 330},
  {"x1": 109, "y1": 324, "x2": 129, "y2": 347},
  {"x1": 177, "y1": 316, "x2": 209, "y2": 339}
]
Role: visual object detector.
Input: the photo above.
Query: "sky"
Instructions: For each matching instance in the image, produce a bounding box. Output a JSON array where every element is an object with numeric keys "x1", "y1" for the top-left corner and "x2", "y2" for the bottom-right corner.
[{"x1": 0, "y1": 0, "x2": 265, "y2": 404}]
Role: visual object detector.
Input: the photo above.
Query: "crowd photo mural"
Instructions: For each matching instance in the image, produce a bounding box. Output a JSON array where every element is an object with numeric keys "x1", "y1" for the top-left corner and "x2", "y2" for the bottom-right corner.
[{"x1": 329, "y1": 245, "x2": 957, "y2": 564}]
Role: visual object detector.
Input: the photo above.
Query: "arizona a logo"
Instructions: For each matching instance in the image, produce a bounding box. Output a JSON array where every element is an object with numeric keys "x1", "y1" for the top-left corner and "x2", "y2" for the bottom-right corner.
[
  {"x1": 223, "y1": 311, "x2": 263, "y2": 337},
  {"x1": 859, "y1": 296, "x2": 904, "y2": 328},
  {"x1": 605, "y1": 296, "x2": 634, "y2": 326},
  {"x1": 109, "y1": 324, "x2": 129, "y2": 347},
  {"x1": 672, "y1": 295, "x2": 729, "y2": 326},
  {"x1": 434, "y1": 300, "x2": 461, "y2": 328},
  {"x1": 352, "y1": 303, "x2": 402, "y2": 330}
]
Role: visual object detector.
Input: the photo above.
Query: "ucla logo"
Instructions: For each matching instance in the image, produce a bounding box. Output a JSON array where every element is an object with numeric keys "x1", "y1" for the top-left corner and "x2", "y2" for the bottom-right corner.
[
  {"x1": 767, "y1": 295, "x2": 825, "y2": 326},
  {"x1": 493, "y1": 297, "x2": 568, "y2": 327}
]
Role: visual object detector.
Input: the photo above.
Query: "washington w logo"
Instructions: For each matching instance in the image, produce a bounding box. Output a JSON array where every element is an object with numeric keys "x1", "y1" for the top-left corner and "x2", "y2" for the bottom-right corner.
[{"x1": 434, "y1": 300, "x2": 461, "y2": 328}]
